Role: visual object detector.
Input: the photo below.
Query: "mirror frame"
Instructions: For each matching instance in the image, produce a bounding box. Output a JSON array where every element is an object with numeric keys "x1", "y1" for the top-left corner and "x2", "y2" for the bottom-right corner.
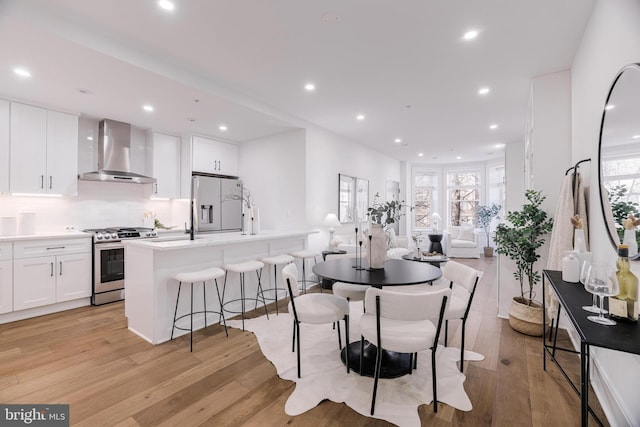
[{"x1": 598, "y1": 63, "x2": 640, "y2": 258}]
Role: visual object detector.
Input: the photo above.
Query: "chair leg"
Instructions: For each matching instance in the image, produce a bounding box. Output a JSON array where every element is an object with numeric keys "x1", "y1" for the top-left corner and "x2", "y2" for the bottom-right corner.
[
  {"x1": 432, "y1": 346, "x2": 438, "y2": 412},
  {"x1": 444, "y1": 319, "x2": 449, "y2": 346},
  {"x1": 344, "y1": 315, "x2": 350, "y2": 374},
  {"x1": 371, "y1": 344, "x2": 382, "y2": 415},
  {"x1": 336, "y1": 320, "x2": 342, "y2": 349},
  {"x1": 296, "y1": 322, "x2": 301, "y2": 378},
  {"x1": 240, "y1": 273, "x2": 246, "y2": 331},
  {"x1": 220, "y1": 273, "x2": 228, "y2": 325},
  {"x1": 460, "y1": 318, "x2": 466, "y2": 373},
  {"x1": 360, "y1": 336, "x2": 364, "y2": 376},
  {"x1": 255, "y1": 269, "x2": 269, "y2": 319},
  {"x1": 171, "y1": 282, "x2": 183, "y2": 340},
  {"x1": 292, "y1": 320, "x2": 296, "y2": 352},
  {"x1": 214, "y1": 278, "x2": 228, "y2": 337},
  {"x1": 202, "y1": 281, "x2": 208, "y2": 328}
]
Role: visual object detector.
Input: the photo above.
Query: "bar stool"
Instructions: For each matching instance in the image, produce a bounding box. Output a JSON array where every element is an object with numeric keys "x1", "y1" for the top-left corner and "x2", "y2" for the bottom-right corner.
[
  {"x1": 290, "y1": 250, "x2": 320, "y2": 293},
  {"x1": 259, "y1": 254, "x2": 294, "y2": 315},
  {"x1": 170, "y1": 266, "x2": 228, "y2": 352},
  {"x1": 222, "y1": 260, "x2": 268, "y2": 330}
]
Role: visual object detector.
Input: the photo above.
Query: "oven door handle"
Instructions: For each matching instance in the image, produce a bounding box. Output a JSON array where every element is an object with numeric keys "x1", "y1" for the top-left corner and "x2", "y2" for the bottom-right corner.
[{"x1": 95, "y1": 242, "x2": 125, "y2": 250}]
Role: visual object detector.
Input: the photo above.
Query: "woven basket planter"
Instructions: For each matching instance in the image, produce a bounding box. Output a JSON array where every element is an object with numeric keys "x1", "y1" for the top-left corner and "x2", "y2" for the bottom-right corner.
[{"x1": 508, "y1": 297, "x2": 547, "y2": 337}]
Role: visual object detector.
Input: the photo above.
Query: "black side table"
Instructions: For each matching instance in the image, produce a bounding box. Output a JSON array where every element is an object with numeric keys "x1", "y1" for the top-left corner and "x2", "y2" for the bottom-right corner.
[{"x1": 428, "y1": 234, "x2": 444, "y2": 254}]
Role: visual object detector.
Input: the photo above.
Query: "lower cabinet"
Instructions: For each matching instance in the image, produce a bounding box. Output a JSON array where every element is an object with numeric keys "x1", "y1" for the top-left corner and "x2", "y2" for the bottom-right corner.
[
  {"x1": 13, "y1": 256, "x2": 56, "y2": 311},
  {"x1": 0, "y1": 260, "x2": 12, "y2": 314},
  {"x1": 56, "y1": 253, "x2": 92, "y2": 302}
]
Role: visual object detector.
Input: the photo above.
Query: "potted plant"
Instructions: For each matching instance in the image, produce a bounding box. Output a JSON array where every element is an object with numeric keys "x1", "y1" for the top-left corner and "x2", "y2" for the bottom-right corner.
[
  {"x1": 494, "y1": 190, "x2": 553, "y2": 336},
  {"x1": 366, "y1": 193, "x2": 411, "y2": 268},
  {"x1": 476, "y1": 203, "x2": 501, "y2": 257}
]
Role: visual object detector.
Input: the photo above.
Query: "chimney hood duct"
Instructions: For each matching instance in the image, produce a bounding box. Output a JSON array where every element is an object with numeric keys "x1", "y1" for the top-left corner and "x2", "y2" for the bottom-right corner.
[{"x1": 79, "y1": 119, "x2": 156, "y2": 184}]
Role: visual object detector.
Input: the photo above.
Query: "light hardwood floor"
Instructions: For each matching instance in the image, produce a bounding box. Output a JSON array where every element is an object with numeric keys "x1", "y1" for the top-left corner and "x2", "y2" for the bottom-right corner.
[{"x1": 0, "y1": 257, "x2": 608, "y2": 426}]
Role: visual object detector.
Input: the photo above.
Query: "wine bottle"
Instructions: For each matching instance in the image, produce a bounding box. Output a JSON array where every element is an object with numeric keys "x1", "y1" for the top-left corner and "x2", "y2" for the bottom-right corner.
[{"x1": 610, "y1": 245, "x2": 639, "y2": 321}]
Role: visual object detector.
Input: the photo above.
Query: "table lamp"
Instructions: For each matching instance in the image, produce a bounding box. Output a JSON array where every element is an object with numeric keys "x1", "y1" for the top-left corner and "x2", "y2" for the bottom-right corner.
[
  {"x1": 430, "y1": 212, "x2": 442, "y2": 233},
  {"x1": 323, "y1": 213, "x2": 341, "y2": 249}
]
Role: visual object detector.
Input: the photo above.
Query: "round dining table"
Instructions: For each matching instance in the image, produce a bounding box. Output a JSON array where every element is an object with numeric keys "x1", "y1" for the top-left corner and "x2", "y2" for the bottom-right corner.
[{"x1": 312, "y1": 258, "x2": 442, "y2": 378}]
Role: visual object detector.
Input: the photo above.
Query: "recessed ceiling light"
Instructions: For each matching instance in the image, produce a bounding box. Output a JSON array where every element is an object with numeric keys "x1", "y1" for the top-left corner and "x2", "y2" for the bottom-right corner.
[
  {"x1": 187, "y1": 117, "x2": 196, "y2": 122},
  {"x1": 605, "y1": 104, "x2": 615, "y2": 110},
  {"x1": 632, "y1": 135, "x2": 640, "y2": 139},
  {"x1": 219, "y1": 125, "x2": 228, "y2": 131},
  {"x1": 418, "y1": 152, "x2": 424, "y2": 157},
  {"x1": 478, "y1": 87, "x2": 490, "y2": 95},
  {"x1": 356, "y1": 114, "x2": 365, "y2": 121},
  {"x1": 456, "y1": 156, "x2": 462, "y2": 160},
  {"x1": 87, "y1": 136, "x2": 93, "y2": 141},
  {"x1": 158, "y1": 0, "x2": 175, "y2": 11},
  {"x1": 304, "y1": 83, "x2": 316, "y2": 92},
  {"x1": 463, "y1": 30, "x2": 478, "y2": 40},
  {"x1": 489, "y1": 124, "x2": 498, "y2": 130},
  {"x1": 13, "y1": 67, "x2": 31, "y2": 78},
  {"x1": 77, "y1": 88, "x2": 92, "y2": 94},
  {"x1": 394, "y1": 138, "x2": 402, "y2": 144},
  {"x1": 495, "y1": 143, "x2": 505, "y2": 148},
  {"x1": 143, "y1": 105, "x2": 154, "y2": 112}
]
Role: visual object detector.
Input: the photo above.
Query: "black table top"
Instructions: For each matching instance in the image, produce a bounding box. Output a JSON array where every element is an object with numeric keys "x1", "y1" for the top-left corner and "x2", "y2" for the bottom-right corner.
[
  {"x1": 313, "y1": 258, "x2": 442, "y2": 287},
  {"x1": 544, "y1": 270, "x2": 640, "y2": 355}
]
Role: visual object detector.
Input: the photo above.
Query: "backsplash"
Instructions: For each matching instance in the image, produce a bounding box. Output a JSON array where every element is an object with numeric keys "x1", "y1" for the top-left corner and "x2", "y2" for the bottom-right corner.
[{"x1": 0, "y1": 180, "x2": 189, "y2": 233}]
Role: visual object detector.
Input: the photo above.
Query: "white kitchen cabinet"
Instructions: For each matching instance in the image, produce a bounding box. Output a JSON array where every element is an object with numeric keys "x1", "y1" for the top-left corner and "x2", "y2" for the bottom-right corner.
[
  {"x1": 0, "y1": 242, "x2": 12, "y2": 315},
  {"x1": 191, "y1": 136, "x2": 238, "y2": 177},
  {"x1": 0, "y1": 99, "x2": 9, "y2": 193},
  {"x1": 13, "y1": 238, "x2": 91, "y2": 311},
  {"x1": 10, "y1": 102, "x2": 79, "y2": 195},
  {"x1": 147, "y1": 132, "x2": 181, "y2": 199}
]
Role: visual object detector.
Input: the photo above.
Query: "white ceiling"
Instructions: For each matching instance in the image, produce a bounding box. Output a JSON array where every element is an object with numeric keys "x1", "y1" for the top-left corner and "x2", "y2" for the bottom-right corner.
[{"x1": 0, "y1": 0, "x2": 595, "y2": 164}]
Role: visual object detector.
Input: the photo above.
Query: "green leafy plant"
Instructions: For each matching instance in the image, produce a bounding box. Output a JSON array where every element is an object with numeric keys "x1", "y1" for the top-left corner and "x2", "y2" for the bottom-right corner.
[
  {"x1": 367, "y1": 192, "x2": 411, "y2": 228},
  {"x1": 494, "y1": 190, "x2": 553, "y2": 305},
  {"x1": 608, "y1": 184, "x2": 639, "y2": 231},
  {"x1": 476, "y1": 203, "x2": 501, "y2": 248}
]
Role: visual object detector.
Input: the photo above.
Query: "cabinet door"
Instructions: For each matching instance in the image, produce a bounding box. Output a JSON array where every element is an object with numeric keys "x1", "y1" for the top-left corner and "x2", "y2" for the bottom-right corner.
[
  {"x1": 215, "y1": 141, "x2": 238, "y2": 176},
  {"x1": 56, "y1": 253, "x2": 91, "y2": 302},
  {"x1": 191, "y1": 136, "x2": 238, "y2": 176},
  {"x1": 47, "y1": 110, "x2": 79, "y2": 195},
  {"x1": 10, "y1": 103, "x2": 47, "y2": 194},
  {"x1": 13, "y1": 256, "x2": 56, "y2": 310},
  {"x1": 151, "y1": 133, "x2": 181, "y2": 198},
  {"x1": 0, "y1": 99, "x2": 9, "y2": 193},
  {"x1": 0, "y1": 260, "x2": 12, "y2": 314}
]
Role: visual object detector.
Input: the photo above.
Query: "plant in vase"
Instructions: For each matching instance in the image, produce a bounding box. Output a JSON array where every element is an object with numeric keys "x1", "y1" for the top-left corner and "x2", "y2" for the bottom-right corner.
[
  {"x1": 608, "y1": 184, "x2": 639, "y2": 244},
  {"x1": 476, "y1": 203, "x2": 501, "y2": 257},
  {"x1": 494, "y1": 190, "x2": 553, "y2": 336},
  {"x1": 622, "y1": 214, "x2": 640, "y2": 257},
  {"x1": 366, "y1": 193, "x2": 412, "y2": 269}
]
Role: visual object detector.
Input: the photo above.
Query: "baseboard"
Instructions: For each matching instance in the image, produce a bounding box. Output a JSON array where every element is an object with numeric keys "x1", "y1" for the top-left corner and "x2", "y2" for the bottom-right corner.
[{"x1": 0, "y1": 298, "x2": 90, "y2": 324}]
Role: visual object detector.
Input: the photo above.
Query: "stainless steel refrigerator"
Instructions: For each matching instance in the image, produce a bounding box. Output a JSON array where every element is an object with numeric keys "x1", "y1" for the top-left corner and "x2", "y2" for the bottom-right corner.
[{"x1": 192, "y1": 173, "x2": 243, "y2": 233}]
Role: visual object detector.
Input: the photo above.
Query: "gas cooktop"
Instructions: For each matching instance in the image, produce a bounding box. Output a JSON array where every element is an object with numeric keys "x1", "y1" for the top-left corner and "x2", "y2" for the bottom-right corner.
[{"x1": 84, "y1": 226, "x2": 157, "y2": 241}]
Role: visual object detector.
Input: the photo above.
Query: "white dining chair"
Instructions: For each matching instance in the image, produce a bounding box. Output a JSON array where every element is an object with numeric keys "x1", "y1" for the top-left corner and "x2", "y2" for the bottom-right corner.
[
  {"x1": 282, "y1": 263, "x2": 351, "y2": 378},
  {"x1": 360, "y1": 287, "x2": 450, "y2": 415}
]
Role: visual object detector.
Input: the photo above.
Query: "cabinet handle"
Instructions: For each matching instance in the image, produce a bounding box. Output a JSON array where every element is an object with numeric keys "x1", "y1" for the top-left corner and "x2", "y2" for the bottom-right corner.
[
  {"x1": 214, "y1": 160, "x2": 218, "y2": 170},
  {"x1": 59, "y1": 261, "x2": 62, "y2": 276},
  {"x1": 49, "y1": 176, "x2": 52, "y2": 189},
  {"x1": 46, "y1": 246, "x2": 65, "y2": 250},
  {"x1": 218, "y1": 160, "x2": 221, "y2": 171},
  {"x1": 154, "y1": 183, "x2": 158, "y2": 194},
  {"x1": 41, "y1": 175, "x2": 44, "y2": 189},
  {"x1": 50, "y1": 262, "x2": 54, "y2": 277}
]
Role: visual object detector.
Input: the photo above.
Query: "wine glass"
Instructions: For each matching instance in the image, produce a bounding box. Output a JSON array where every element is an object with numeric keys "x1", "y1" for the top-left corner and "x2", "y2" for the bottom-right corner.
[
  {"x1": 583, "y1": 263, "x2": 619, "y2": 325},
  {"x1": 581, "y1": 261, "x2": 604, "y2": 314}
]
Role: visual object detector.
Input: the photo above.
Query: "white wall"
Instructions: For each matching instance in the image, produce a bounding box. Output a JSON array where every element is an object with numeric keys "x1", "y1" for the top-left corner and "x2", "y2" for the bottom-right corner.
[
  {"x1": 305, "y1": 126, "x2": 402, "y2": 252},
  {"x1": 238, "y1": 128, "x2": 307, "y2": 231},
  {"x1": 571, "y1": 1, "x2": 640, "y2": 425}
]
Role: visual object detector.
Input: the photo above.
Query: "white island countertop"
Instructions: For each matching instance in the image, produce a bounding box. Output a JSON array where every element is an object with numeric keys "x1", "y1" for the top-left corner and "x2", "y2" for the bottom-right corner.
[{"x1": 125, "y1": 229, "x2": 318, "y2": 251}]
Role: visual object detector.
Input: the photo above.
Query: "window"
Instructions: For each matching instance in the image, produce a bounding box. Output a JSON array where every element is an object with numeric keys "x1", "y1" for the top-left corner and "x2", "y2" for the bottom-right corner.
[
  {"x1": 412, "y1": 171, "x2": 438, "y2": 229},
  {"x1": 447, "y1": 169, "x2": 481, "y2": 226},
  {"x1": 602, "y1": 154, "x2": 640, "y2": 214}
]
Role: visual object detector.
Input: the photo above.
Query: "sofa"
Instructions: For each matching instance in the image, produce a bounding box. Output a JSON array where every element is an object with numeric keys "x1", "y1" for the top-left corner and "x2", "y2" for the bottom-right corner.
[
  {"x1": 333, "y1": 230, "x2": 411, "y2": 259},
  {"x1": 443, "y1": 225, "x2": 481, "y2": 258}
]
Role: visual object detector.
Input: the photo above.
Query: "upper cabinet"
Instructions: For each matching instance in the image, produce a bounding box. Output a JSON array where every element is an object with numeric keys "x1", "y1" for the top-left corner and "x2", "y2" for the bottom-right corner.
[
  {"x1": 10, "y1": 102, "x2": 78, "y2": 195},
  {"x1": 147, "y1": 131, "x2": 181, "y2": 199},
  {"x1": 0, "y1": 100, "x2": 9, "y2": 193},
  {"x1": 191, "y1": 136, "x2": 238, "y2": 177}
]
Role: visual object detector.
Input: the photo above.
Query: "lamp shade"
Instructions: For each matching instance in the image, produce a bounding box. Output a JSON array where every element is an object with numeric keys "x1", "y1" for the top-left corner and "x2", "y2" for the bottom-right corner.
[
  {"x1": 430, "y1": 212, "x2": 442, "y2": 231},
  {"x1": 323, "y1": 213, "x2": 341, "y2": 228}
]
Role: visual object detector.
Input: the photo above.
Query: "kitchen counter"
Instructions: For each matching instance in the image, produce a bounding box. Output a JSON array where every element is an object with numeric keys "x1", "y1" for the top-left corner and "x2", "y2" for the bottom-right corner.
[
  {"x1": 124, "y1": 229, "x2": 318, "y2": 344},
  {"x1": 0, "y1": 231, "x2": 91, "y2": 242}
]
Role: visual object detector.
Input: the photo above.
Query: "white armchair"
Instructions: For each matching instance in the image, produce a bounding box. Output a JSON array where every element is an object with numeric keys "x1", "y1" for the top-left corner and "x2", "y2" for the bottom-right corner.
[
  {"x1": 443, "y1": 225, "x2": 481, "y2": 258},
  {"x1": 334, "y1": 230, "x2": 410, "y2": 259}
]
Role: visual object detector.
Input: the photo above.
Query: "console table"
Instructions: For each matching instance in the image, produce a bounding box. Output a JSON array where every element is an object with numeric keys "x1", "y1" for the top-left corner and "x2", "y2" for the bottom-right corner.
[{"x1": 543, "y1": 270, "x2": 640, "y2": 427}]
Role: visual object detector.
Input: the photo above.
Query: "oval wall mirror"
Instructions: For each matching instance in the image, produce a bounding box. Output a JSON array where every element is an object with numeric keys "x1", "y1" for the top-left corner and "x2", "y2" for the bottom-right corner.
[{"x1": 599, "y1": 63, "x2": 640, "y2": 259}]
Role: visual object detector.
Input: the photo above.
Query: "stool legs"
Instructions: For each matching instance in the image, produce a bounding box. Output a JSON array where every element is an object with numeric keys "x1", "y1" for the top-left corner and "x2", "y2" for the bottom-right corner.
[
  {"x1": 256, "y1": 264, "x2": 286, "y2": 315},
  {"x1": 222, "y1": 270, "x2": 269, "y2": 331},
  {"x1": 299, "y1": 256, "x2": 319, "y2": 294}
]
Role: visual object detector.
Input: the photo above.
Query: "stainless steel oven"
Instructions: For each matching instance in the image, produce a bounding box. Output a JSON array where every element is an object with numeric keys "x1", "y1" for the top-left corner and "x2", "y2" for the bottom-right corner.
[{"x1": 85, "y1": 227, "x2": 157, "y2": 305}]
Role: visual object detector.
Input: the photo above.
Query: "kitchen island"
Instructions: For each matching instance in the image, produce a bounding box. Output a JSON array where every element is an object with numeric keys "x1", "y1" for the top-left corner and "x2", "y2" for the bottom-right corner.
[{"x1": 124, "y1": 230, "x2": 317, "y2": 344}]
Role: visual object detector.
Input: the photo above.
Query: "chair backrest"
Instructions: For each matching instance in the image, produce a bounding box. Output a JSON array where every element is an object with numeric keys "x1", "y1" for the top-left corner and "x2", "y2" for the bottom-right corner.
[
  {"x1": 325, "y1": 253, "x2": 358, "y2": 260},
  {"x1": 442, "y1": 261, "x2": 480, "y2": 293},
  {"x1": 282, "y1": 263, "x2": 301, "y2": 298},
  {"x1": 364, "y1": 287, "x2": 451, "y2": 322}
]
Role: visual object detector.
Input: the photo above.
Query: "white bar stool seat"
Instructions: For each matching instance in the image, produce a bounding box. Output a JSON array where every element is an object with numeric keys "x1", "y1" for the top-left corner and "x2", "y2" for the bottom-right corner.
[
  {"x1": 170, "y1": 266, "x2": 228, "y2": 352},
  {"x1": 222, "y1": 260, "x2": 268, "y2": 330},
  {"x1": 290, "y1": 250, "x2": 320, "y2": 293},
  {"x1": 259, "y1": 254, "x2": 294, "y2": 315}
]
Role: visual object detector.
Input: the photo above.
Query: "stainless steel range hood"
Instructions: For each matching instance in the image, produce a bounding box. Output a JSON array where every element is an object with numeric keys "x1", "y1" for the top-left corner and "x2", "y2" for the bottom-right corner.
[{"x1": 79, "y1": 119, "x2": 156, "y2": 184}]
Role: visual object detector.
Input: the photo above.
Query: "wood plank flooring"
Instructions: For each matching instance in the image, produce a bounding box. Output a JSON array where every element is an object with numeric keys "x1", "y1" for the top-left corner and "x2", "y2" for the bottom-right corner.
[{"x1": 0, "y1": 257, "x2": 609, "y2": 426}]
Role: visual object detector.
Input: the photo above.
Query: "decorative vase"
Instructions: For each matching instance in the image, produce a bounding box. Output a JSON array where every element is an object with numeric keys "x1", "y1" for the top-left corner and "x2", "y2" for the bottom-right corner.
[
  {"x1": 483, "y1": 247, "x2": 494, "y2": 257},
  {"x1": 508, "y1": 297, "x2": 547, "y2": 337},
  {"x1": 623, "y1": 229, "x2": 638, "y2": 257},
  {"x1": 573, "y1": 228, "x2": 587, "y2": 253},
  {"x1": 367, "y1": 224, "x2": 387, "y2": 269},
  {"x1": 251, "y1": 207, "x2": 260, "y2": 235},
  {"x1": 242, "y1": 212, "x2": 251, "y2": 235}
]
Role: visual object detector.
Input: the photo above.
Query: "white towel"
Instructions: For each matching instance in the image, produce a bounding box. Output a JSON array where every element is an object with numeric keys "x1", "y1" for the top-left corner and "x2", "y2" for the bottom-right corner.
[{"x1": 547, "y1": 174, "x2": 575, "y2": 270}]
